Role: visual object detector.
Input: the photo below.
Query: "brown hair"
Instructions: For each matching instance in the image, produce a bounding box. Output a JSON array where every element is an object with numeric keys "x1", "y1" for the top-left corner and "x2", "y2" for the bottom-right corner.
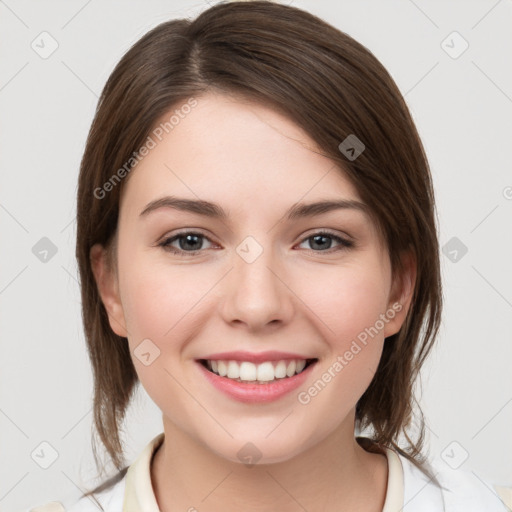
[{"x1": 77, "y1": 0, "x2": 443, "y2": 498}]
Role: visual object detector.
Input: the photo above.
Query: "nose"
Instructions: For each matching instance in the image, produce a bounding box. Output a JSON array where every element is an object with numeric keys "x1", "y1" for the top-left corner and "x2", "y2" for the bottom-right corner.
[{"x1": 219, "y1": 243, "x2": 294, "y2": 332}]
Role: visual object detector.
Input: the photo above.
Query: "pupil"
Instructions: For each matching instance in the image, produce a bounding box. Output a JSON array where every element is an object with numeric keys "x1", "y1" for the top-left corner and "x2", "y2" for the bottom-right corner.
[
  {"x1": 180, "y1": 234, "x2": 202, "y2": 251},
  {"x1": 311, "y1": 235, "x2": 330, "y2": 250}
]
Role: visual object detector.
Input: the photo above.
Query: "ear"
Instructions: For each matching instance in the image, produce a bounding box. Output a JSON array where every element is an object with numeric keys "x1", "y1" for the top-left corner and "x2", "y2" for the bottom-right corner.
[
  {"x1": 90, "y1": 243, "x2": 128, "y2": 338},
  {"x1": 383, "y1": 250, "x2": 416, "y2": 338}
]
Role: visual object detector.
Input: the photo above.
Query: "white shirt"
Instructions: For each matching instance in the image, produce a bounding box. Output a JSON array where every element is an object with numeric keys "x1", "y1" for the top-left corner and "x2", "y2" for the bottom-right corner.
[{"x1": 29, "y1": 433, "x2": 512, "y2": 512}]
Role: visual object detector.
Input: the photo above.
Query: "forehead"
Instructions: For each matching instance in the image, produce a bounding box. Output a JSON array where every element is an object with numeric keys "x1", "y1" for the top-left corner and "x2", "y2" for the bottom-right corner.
[{"x1": 121, "y1": 92, "x2": 362, "y2": 213}]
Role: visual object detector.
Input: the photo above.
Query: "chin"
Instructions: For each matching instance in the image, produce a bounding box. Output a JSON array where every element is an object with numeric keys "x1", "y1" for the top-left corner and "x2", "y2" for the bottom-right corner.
[{"x1": 205, "y1": 434, "x2": 309, "y2": 467}]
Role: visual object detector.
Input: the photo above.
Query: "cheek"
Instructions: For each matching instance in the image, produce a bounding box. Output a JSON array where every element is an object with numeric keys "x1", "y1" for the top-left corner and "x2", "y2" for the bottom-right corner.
[
  {"x1": 290, "y1": 262, "x2": 390, "y2": 405},
  {"x1": 117, "y1": 253, "x2": 208, "y2": 412},
  {"x1": 294, "y1": 260, "x2": 390, "y2": 346},
  {"x1": 119, "y1": 248, "x2": 209, "y2": 340}
]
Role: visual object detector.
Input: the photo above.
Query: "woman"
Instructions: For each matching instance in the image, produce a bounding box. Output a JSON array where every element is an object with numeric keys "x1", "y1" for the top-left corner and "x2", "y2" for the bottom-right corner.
[{"x1": 29, "y1": 1, "x2": 512, "y2": 510}]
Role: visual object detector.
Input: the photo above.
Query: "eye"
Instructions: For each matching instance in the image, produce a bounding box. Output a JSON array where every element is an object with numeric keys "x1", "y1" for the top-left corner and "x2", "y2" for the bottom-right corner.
[
  {"x1": 158, "y1": 230, "x2": 354, "y2": 256},
  {"x1": 159, "y1": 231, "x2": 214, "y2": 255},
  {"x1": 297, "y1": 231, "x2": 354, "y2": 253}
]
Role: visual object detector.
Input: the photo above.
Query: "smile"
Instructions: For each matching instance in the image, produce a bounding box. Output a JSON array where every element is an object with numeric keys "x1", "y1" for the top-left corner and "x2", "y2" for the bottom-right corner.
[{"x1": 196, "y1": 356, "x2": 319, "y2": 403}]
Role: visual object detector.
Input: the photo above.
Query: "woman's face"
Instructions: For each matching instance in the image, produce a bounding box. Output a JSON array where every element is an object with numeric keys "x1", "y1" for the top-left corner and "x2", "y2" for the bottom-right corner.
[{"x1": 92, "y1": 91, "x2": 413, "y2": 464}]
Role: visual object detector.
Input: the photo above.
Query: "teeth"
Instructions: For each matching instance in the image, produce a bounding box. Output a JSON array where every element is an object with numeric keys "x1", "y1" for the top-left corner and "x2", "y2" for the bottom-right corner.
[
  {"x1": 204, "y1": 359, "x2": 311, "y2": 383},
  {"x1": 217, "y1": 361, "x2": 228, "y2": 377},
  {"x1": 286, "y1": 360, "x2": 296, "y2": 377},
  {"x1": 274, "y1": 360, "x2": 287, "y2": 378},
  {"x1": 256, "y1": 362, "x2": 274, "y2": 382},
  {"x1": 227, "y1": 361, "x2": 240, "y2": 379},
  {"x1": 296, "y1": 360, "x2": 306, "y2": 373},
  {"x1": 240, "y1": 361, "x2": 257, "y2": 381}
]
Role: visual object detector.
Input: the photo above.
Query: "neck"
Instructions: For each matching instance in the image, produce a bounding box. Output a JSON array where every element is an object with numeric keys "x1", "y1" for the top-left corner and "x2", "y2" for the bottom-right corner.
[{"x1": 151, "y1": 414, "x2": 388, "y2": 512}]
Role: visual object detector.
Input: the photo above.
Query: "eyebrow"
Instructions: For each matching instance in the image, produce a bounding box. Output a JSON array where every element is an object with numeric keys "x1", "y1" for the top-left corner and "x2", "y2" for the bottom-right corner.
[{"x1": 139, "y1": 196, "x2": 369, "y2": 221}]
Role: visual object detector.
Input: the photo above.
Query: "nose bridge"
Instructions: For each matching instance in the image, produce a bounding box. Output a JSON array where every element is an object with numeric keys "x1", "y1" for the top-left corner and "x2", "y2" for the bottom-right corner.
[{"x1": 221, "y1": 234, "x2": 293, "y2": 329}]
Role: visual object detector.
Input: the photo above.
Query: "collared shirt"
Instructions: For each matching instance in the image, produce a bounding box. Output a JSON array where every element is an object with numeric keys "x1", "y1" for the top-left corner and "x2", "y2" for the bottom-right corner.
[{"x1": 29, "y1": 433, "x2": 512, "y2": 512}]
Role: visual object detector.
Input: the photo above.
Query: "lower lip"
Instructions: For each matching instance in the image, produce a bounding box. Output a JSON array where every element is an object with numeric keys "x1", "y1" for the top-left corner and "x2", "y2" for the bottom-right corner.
[{"x1": 196, "y1": 360, "x2": 316, "y2": 403}]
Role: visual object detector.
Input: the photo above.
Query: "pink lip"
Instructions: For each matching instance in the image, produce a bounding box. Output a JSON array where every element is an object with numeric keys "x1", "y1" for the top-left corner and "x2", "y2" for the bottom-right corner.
[
  {"x1": 196, "y1": 359, "x2": 317, "y2": 403},
  {"x1": 197, "y1": 350, "x2": 313, "y2": 364}
]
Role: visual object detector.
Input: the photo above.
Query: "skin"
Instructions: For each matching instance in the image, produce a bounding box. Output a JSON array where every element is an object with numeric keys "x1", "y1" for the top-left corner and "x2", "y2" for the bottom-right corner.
[{"x1": 91, "y1": 91, "x2": 416, "y2": 511}]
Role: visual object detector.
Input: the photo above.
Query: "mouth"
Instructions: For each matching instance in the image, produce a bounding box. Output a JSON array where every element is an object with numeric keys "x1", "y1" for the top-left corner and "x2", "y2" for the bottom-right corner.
[{"x1": 197, "y1": 358, "x2": 318, "y2": 384}]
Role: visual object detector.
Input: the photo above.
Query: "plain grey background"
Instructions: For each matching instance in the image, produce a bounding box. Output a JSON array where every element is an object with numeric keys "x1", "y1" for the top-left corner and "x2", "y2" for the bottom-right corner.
[{"x1": 0, "y1": 0, "x2": 511, "y2": 510}]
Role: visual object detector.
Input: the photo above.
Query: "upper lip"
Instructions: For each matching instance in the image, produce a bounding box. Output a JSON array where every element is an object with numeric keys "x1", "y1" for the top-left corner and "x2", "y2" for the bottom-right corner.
[{"x1": 197, "y1": 351, "x2": 316, "y2": 364}]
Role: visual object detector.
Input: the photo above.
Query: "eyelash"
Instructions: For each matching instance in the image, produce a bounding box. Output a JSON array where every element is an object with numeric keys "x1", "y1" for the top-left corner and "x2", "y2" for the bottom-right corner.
[{"x1": 158, "y1": 230, "x2": 354, "y2": 256}]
